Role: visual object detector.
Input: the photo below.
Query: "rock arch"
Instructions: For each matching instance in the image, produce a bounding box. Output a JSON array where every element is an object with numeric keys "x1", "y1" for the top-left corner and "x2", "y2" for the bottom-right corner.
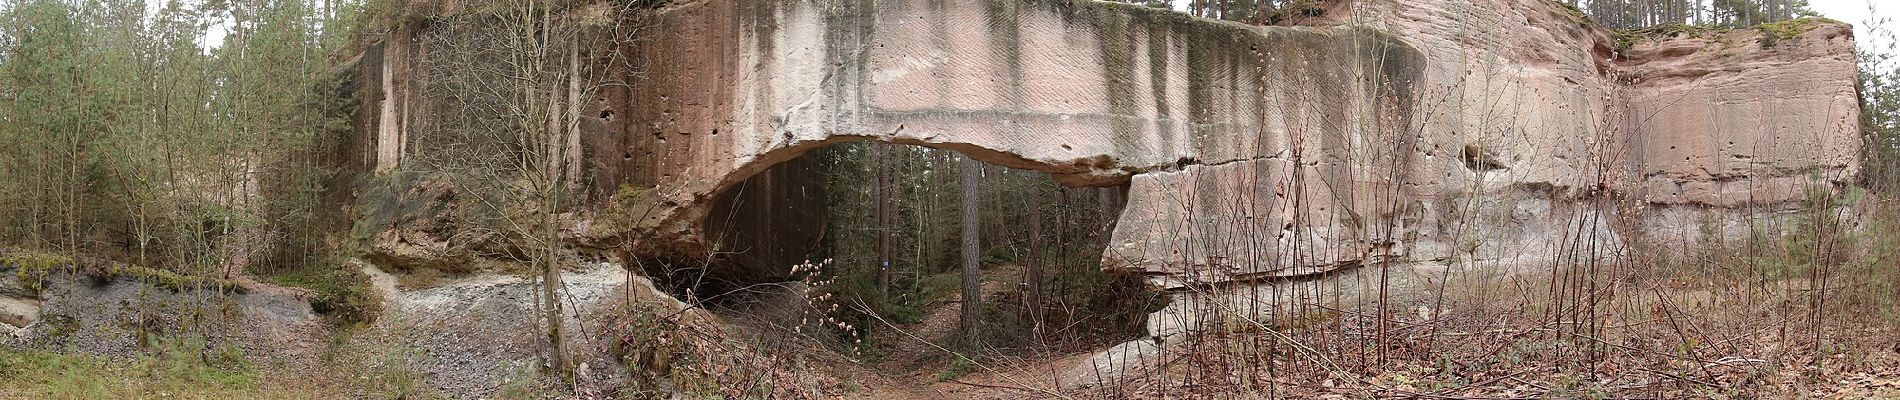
[
  {"x1": 608, "y1": 0, "x2": 1423, "y2": 284},
  {"x1": 351, "y1": 0, "x2": 1420, "y2": 287},
  {"x1": 349, "y1": 0, "x2": 1860, "y2": 325},
  {"x1": 349, "y1": 0, "x2": 1865, "y2": 385}
]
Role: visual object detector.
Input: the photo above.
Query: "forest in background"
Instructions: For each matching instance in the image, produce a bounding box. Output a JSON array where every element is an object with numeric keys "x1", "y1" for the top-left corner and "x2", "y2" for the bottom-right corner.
[{"x1": 0, "y1": 0, "x2": 362, "y2": 284}]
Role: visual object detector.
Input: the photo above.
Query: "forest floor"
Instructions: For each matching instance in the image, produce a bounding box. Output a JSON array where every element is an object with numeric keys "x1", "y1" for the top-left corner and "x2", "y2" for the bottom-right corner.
[
  {"x1": 1097, "y1": 274, "x2": 1900, "y2": 399},
  {"x1": 9, "y1": 257, "x2": 1897, "y2": 399},
  {"x1": 814, "y1": 264, "x2": 1900, "y2": 399},
  {"x1": 845, "y1": 263, "x2": 1100, "y2": 399}
]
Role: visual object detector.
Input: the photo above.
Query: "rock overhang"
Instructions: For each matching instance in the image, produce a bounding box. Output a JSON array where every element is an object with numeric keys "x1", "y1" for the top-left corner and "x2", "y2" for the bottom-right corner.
[
  {"x1": 607, "y1": 0, "x2": 1426, "y2": 282},
  {"x1": 349, "y1": 0, "x2": 1860, "y2": 289}
]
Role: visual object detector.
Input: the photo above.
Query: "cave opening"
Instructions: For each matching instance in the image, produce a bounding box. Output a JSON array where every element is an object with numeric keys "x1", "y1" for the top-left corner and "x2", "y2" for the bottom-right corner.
[{"x1": 663, "y1": 141, "x2": 1159, "y2": 359}]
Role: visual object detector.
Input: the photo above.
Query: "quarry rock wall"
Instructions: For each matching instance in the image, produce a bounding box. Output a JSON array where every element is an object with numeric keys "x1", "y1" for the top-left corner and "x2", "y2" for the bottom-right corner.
[
  {"x1": 351, "y1": 0, "x2": 1860, "y2": 295},
  {"x1": 346, "y1": 0, "x2": 1863, "y2": 385}
]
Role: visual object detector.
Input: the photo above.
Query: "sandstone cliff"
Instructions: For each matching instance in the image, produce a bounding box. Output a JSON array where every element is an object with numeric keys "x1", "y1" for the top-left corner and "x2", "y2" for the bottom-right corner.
[{"x1": 345, "y1": 0, "x2": 1859, "y2": 344}]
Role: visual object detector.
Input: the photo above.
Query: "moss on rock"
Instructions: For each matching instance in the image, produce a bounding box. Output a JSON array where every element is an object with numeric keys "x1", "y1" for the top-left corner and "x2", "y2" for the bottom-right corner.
[
  {"x1": 1549, "y1": 0, "x2": 1591, "y2": 28},
  {"x1": 1758, "y1": 17, "x2": 1842, "y2": 40},
  {"x1": 0, "y1": 250, "x2": 244, "y2": 295},
  {"x1": 1614, "y1": 17, "x2": 1845, "y2": 51}
]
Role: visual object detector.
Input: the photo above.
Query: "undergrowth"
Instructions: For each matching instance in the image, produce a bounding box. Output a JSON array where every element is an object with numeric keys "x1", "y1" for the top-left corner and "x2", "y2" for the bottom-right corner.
[
  {"x1": 0, "y1": 336, "x2": 314, "y2": 399},
  {"x1": 254, "y1": 256, "x2": 383, "y2": 327},
  {"x1": 1088, "y1": 189, "x2": 1900, "y2": 399},
  {"x1": 605, "y1": 304, "x2": 837, "y2": 398}
]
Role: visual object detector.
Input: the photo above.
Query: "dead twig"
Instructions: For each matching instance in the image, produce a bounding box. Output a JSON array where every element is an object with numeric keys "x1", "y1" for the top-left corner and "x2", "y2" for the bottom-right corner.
[{"x1": 946, "y1": 378, "x2": 1039, "y2": 392}]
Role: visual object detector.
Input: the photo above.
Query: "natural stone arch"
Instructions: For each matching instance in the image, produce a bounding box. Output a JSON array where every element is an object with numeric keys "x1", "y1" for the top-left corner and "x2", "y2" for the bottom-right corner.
[
  {"x1": 339, "y1": 0, "x2": 1868, "y2": 389},
  {"x1": 610, "y1": 0, "x2": 1425, "y2": 284},
  {"x1": 350, "y1": 0, "x2": 1422, "y2": 283},
  {"x1": 350, "y1": 0, "x2": 1863, "y2": 293}
]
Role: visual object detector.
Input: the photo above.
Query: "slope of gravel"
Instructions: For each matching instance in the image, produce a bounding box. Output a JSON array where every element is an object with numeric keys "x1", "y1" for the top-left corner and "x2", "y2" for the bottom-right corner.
[
  {"x1": 359, "y1": 260, "x2": 641, "y2": 399},
  {"x1": 0, "y1": 266, "x2": 331, "y2": 368}
]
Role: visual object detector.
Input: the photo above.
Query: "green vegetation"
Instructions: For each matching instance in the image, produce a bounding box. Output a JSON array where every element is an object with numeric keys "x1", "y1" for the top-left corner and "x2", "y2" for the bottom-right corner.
[
  {"x1": 0, "y1": 0, "x2": 365, "y2": 296},
  {"x1": 1610, "y1": 17, "x2": 1838, "y2": 51},
  {"x1": 0, "y1": 332, "x2": 456, "y2": 400},
  {"x1": 3, "y1": 250, "x2": 245, "y2": 294},
  {"x1": 1757, "y1": 16, "x2": 1840, "y2": 39},
  {"x1": 1638, "y1": 22, "x2": 1723, "y2": 39},
  {"x1": 3, "y1": 250, "x2": 70, "y2": 294},
  {"x1": 1577, "y1": 0, "x2": 1817, "y2": 30},
  {"x1": 1865, "y1": 19, "x2": 1900, "y2": 195},
  {"x1": 0, "y1": 337, "x2": 290, "y2": 399},
  {"x1": 255, "y1": 261, "x2": 382, "y2": 326},
  {"x1": 935, "y1": 355, "x2": 978, "y2": 382},
  {"x1": 1551, "y1": 0, "x2": 1596, "y2": 28}
]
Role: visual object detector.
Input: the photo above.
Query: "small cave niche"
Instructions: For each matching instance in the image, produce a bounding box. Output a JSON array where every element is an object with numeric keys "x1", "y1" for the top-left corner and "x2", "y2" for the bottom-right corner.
[{"x1": 1461, "y1": 143, "x2": 1507, "y2": 172}]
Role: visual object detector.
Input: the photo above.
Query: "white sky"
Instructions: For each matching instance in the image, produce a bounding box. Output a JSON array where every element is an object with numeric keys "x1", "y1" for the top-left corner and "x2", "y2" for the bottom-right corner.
[{"x1": 1808, "y1": 0, "x2": 1900, "y2": 53}]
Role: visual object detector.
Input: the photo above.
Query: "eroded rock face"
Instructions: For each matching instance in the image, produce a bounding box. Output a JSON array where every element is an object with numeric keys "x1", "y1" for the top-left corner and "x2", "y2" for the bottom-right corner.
[
  {"x1": 349, "y1": 0, "x2": 1858, "y2": 340},
  {"x1": 356, "y1": 0, "x2": 1421, "y2": 283},
  {"x1": 1620, "y1": 22, "x2": 1860, "y2": 207},
  {"x1": 1348, "y1": 0, "x2": 1855, "y2": 260}
]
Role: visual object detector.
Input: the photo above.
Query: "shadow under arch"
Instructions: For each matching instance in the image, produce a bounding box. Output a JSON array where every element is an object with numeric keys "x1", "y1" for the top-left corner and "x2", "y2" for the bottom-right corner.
[{"x1": 659, "y1": 135, "x2": 1135, "y2": 304}]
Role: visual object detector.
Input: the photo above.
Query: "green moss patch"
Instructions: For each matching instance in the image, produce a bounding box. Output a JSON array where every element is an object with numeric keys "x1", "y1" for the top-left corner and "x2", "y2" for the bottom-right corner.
[
  {"x1": 1757, "y1": 17, "x2": 1842, "y2": 40},
  {"x1": 3, "y1": 251, "x2": 70, "y2": 294},
  {"x1": 1612, "y1": 23, "x2": 1722, "y2": 50},
  {"x1": 1, "y1": 250, "x2": 245, "y2": 295},
  {"x1": 1614, "y1": 18, "x2": 1845, "y2": 50},
  {"x1": 256, "y1": 263, "x2": 382, "y2": 326},
  {"x1": 1549, "y1": 0, "x2": 1590, "y2": 27}
]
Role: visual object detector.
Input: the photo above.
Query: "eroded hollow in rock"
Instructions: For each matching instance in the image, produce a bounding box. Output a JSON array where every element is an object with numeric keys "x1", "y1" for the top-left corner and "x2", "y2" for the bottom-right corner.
[
  {"x1": 670, "y1": 141, "x2": 1156, "y2": 358},
  {"x1": 1461, "y1": 143, "x2": 1508, "y2": 172}
]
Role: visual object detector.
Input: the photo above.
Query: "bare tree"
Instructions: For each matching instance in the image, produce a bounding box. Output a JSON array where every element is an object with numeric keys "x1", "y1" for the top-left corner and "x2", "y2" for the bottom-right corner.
[
  {"x1": 1024, "y1": 173, "x2": 1043, "y2": 338},
  {"x1": 416, "y1": 0, "x2": 636, "y2": 376},
  {"x1": 959, "y1": 155, "x2": 982, "y2": 351},
  {"x1": 874, "y1": 143, "x2": 891, "y2": 295}
]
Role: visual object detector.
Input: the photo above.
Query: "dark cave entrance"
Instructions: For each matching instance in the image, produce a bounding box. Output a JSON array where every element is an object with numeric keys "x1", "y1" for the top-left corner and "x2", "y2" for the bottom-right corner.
[{"x1": 658, "y1": 141, "x2": 1159, "y2": 355}]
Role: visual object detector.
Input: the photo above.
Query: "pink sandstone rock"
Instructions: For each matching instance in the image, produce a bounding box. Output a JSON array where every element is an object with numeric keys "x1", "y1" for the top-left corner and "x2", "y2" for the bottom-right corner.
[{"x1": 346, "y1": 0, "x2": 1861, "y2": 374}]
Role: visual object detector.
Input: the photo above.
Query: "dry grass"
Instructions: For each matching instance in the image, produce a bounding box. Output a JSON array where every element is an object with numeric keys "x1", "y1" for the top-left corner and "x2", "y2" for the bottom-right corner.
[
  {"x1": 1086, "y1": 271, "x2": 1900, "y2": 399},
  {"x1": 1079, "y1": 199, "x2": 1900, "y2": 399}
]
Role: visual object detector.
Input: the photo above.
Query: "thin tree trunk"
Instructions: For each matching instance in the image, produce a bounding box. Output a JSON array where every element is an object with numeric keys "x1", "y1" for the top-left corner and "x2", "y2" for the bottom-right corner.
[
  {"x1": 984, "y1": 164, "x2": 1001, "y2": 250},
  {"x1": 1025, "y1": 173, "x2": 1043, "y2": 338},
  {"x1": 1098, "y1": 186, "x2": 1121, "y2": 239},
  {"x1": 959, "y1": 155, "x2": 982, "y2": 351},
  {"x1": 873, "y1": 144, "x2": 890, "y2": 295}
]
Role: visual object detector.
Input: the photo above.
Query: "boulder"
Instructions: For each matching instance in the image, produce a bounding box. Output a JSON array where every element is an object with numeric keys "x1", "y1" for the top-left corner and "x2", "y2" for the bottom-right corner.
[
  {"x1": 1059, "y1": 338, "x2": 1169, "y2": 389},
  {"x1": 0, "y1": 295, "x2": 38, "y2": 328}
]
